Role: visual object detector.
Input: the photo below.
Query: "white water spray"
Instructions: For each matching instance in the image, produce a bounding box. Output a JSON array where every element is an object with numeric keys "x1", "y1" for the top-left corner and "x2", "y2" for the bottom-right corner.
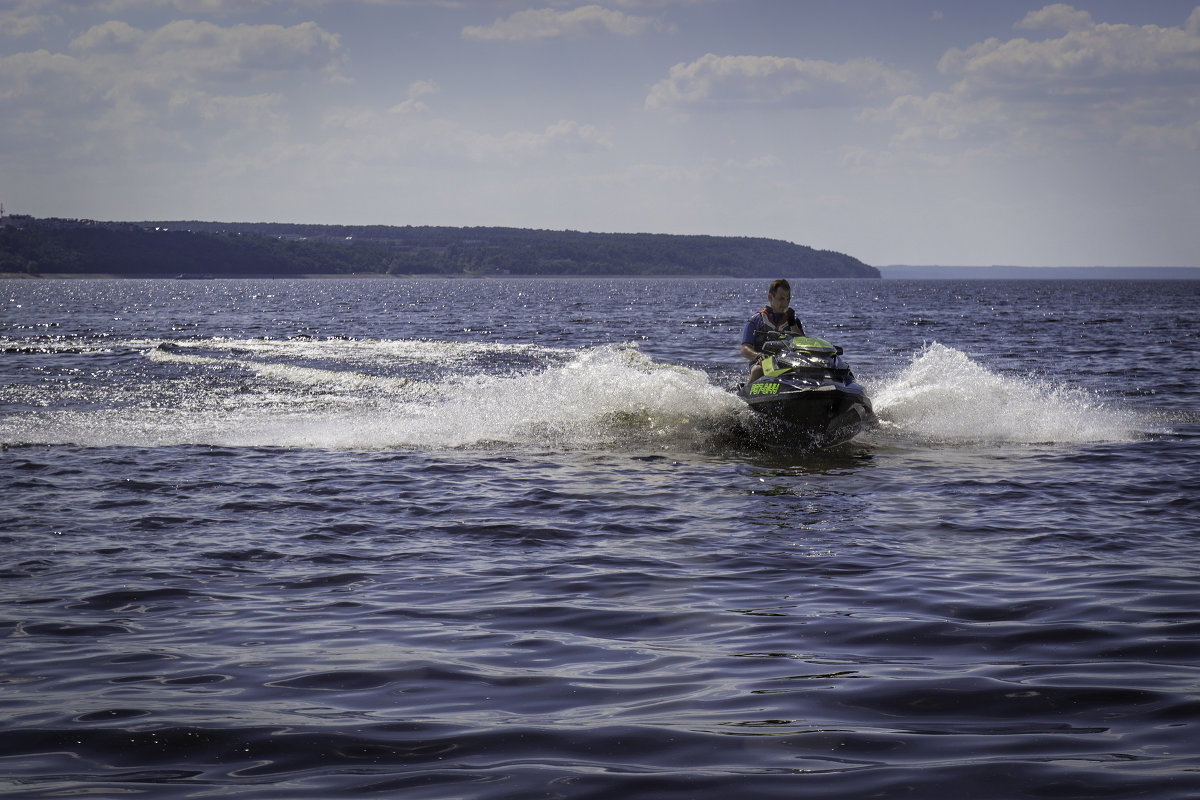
[
  {"x1": 2, "y1": 337, "x2": 1156, "y2": 450},
  {"x1": 869, "y1": 343, "x2": 1150, "y2": 444}
]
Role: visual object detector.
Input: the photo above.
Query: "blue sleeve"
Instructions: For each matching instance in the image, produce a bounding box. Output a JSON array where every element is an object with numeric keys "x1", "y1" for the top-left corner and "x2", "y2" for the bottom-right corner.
[{"x1": 741, "y1": 316, "x2": 759, "y2": 346}]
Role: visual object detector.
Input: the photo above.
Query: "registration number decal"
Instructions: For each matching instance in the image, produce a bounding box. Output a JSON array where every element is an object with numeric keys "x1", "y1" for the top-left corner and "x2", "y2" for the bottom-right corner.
[{"x1": 750, "y1": 382, "x2": 780, "y2": 396}]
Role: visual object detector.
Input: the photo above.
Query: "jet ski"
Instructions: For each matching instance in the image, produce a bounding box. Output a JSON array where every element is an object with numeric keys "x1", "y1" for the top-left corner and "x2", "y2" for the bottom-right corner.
[{"x1": 737, "y1": 333, "x2": 875, "y2": 446}]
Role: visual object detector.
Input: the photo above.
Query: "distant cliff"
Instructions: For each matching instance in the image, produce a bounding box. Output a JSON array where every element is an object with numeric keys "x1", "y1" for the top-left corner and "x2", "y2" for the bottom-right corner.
[{"x1": 0, "y1": 217, "x2": 880, "y2": 279}]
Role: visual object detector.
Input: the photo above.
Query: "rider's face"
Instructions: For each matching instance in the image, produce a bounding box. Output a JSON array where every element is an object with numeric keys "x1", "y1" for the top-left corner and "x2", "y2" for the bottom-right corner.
[{"x1": 768, "y1": 289, "x2": 790, "y2": 315}]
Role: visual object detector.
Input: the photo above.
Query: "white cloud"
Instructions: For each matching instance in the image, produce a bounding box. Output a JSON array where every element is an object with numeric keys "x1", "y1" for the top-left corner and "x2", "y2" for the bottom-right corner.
[
  {"x1": 406, "y1": 79, "x2": 438, "y2": 98},
  {"x1": 325, "y1": 80, "x2": 438, "y2": 123},
  {"x1": 326, "y1": 79, "x2": 438, "y2": 128},
  {"x1": 322, "y1": 106, "x2": 383, "y2": 131},
  {"x1": 0, "y1": 11, "x2": 51, "y2": 38},
  {"x1": 462, "y1": 4, "x2": 675, "y2": 41},
  {"x1": 410, "y1": 118, "x2": 614, "y2": 163},
  {"x1": 742, "y1": 154, "x2": 782, "y2": 170},
  {"x1": 23, "y1": 0, "x2": 298, "y2": 13},
  {"x1": 69, "y1": 20, "x2": 136, "y2": 52},
  {"x1": 1120, "y1": 120, "x2": 1200, "y2": 150},
  {"x1": 645, "y1": 53, "x2": 919, "y2": 111},
  {"x1": 870, "y1": 5, "x2": 1200, "y2": 154},
  {"x1": 1015, "y1": 3, "x2": 1093, "y2": 32},
  {"x1": 1, "y1": 17, "x2": 343, "y2": 161},
  {"x1": 940, "y1": 12, "x2": 1200, "y2": 92},
  {"x1": 315, "y1": 102, "x2": 612, "y2": 167},
  {"x1": 67, "y1": 19, "x2": 343, "y2": 81},
  {"x1": 389, "y1": 80, "x2": 438, "y2": 114}
]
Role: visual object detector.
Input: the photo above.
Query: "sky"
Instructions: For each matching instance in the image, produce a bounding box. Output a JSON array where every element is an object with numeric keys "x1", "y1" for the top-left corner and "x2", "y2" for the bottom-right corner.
[{"x1": 2, "y1": 1, "x2": 1198, "y2": 267}]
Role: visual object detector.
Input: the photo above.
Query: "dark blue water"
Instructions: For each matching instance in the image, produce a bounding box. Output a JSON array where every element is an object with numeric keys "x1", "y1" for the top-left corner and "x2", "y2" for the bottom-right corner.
[{"x1": 2, "y1": 278, "x2": 1198, "y2": 799}]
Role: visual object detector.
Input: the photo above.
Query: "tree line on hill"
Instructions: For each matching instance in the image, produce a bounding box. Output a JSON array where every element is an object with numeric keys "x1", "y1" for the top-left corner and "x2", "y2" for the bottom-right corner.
[{"x1": 0, "y1": 217, "x2": 880, "y2": 279}]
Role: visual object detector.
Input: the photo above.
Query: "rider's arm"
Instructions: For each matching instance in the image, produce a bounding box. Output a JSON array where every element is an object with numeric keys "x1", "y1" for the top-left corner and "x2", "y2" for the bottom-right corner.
[{"x1": 740, "y1": 317, "x2": 761, "y2": 361}]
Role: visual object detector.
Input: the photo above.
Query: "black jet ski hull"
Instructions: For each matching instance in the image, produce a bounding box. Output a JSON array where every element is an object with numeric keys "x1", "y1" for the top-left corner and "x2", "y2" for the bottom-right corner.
[
  {"x1": 739, "y1": 380, "x2": 875, "y2": 446},
  {"x1": 735, "y1": 335, "x2": 875, "y2": 447}
]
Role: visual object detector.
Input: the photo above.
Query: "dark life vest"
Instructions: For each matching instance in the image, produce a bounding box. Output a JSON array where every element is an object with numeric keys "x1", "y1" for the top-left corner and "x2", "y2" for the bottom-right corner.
[{"x1": 753, "y1": 307, "x2": 803, "y2": 347}]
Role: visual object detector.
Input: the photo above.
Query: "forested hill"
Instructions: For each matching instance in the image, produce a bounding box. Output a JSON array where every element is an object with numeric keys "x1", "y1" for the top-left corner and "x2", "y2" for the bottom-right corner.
[{"x1": 0, "y1": 217, "x2": 880, "y2": 279}]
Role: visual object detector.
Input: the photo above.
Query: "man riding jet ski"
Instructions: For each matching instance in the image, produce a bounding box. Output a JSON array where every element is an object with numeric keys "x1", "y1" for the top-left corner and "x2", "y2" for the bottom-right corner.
[
  {"x1": 740, "y1": 278, "x2": 806, "y2": 382},
  {"x1": 738, "y1": 279, "x2": 875, "y2": 446}
]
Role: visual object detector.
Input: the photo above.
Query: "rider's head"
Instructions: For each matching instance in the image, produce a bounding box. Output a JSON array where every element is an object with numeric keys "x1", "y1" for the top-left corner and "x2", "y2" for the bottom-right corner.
[{"x1": 767, "y1": 279, "x2": 791, "y2": 314}]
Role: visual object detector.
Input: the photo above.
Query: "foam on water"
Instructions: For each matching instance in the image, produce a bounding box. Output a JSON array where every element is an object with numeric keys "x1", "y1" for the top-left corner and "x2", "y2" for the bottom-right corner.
[
  {"x1": 869, "y1": 342, "x2": 1151, "y2": 444},
  {"x1": 256, "y1": 344, "x2": 744, "y2": 450},
  {"x1": 2, "y1": 338, "x2": 744, "y2": 450},
  {"x1": 147, "y1": 342, "x2": 430, "y2": 395},
  {"x1": 2, "y1": 336, "x2": 1158, "y2": 450},
  {"x1": 383, "y1": 344, "x2": 746, "y2": 450},
  {"x1": 144, "y1": 335, "x2": 552, "y2": 375}
]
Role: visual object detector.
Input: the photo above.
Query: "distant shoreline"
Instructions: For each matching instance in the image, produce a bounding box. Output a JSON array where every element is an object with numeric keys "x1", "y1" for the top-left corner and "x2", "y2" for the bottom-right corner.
[
  {"x1": 879, "y1": 265, "x2": 1200, "y2": 280},
  {"x1": 4, "y1": 269, "x2": 1199, "y2": 281},
  {"x1": 0, "y1": 217, "x2": 879, "y2": 279}
]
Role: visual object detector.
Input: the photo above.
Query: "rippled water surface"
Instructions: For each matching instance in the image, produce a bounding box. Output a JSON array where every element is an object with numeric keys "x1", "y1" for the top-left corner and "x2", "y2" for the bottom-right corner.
[{"x1": 2, "y1": 277, "x2": 1199, "y2": 798}]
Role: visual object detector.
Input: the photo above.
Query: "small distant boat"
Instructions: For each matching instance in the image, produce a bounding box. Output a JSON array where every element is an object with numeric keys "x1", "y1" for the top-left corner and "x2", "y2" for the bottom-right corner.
[
  {"x1": 174, "y1": 273, "x2": 215, "y2": 280},
  {"x1": 736, "y1": 333, "x2": 876, "y2": 446}
]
